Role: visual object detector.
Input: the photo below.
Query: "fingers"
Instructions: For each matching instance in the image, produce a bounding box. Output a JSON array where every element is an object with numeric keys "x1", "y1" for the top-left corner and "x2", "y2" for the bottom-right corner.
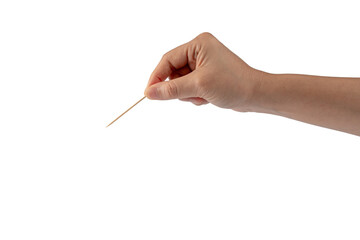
[
  {"x1": 144, "y1": 72, "x2": 198, "y2": 100},
  {"x1": 146, "y1": 42, "x2": 193, "y2": 88},
  {"x1": 180, "y1": 97, "x2": 209, "y2": 106},
  {"x1": 169, "y1": 65, "x2": 192, "y2": 80}
]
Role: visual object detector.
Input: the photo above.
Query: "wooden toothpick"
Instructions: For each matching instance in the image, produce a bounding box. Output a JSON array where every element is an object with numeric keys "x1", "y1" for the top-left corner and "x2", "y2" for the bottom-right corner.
[{"x1": 106, "y1": 96, "x2": 146, "y2": 128}]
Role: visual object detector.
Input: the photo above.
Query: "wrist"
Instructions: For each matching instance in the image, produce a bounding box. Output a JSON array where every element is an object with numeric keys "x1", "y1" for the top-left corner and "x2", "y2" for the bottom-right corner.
[{"x1": 248, "y1": 70, "x2": 280, "y2": 115}]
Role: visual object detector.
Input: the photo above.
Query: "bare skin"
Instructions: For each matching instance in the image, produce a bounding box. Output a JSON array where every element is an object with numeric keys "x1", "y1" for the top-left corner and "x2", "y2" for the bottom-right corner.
[{"x1": 144, "y1": 32, "x2": 360, "y2": 136}]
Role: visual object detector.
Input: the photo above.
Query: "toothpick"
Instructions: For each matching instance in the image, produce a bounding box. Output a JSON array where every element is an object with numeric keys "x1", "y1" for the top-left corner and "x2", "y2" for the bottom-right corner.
[{"x1": 106, "y1": 96, "x2": 146, "y2": 127}]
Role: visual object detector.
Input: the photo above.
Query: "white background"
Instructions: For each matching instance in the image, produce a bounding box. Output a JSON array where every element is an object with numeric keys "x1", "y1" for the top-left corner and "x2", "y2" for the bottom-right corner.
[{"x1": 0, "y1": 0, "x2": 359, "y2": 239}]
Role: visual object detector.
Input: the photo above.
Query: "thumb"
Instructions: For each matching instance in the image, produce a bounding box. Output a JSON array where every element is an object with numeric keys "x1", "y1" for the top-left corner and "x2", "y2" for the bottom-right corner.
[{"x1": 145, "y1": 73, "x2": 198, "y2": 100}]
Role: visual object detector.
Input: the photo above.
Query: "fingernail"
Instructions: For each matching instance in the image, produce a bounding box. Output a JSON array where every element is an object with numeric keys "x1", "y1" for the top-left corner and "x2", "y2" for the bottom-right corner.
[{"x1": 145, "y1": 86, "x2": 160, "y2": 100}]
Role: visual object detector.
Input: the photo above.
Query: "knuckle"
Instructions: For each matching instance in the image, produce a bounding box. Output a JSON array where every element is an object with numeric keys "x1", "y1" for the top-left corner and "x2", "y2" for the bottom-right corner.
[
  {"x1": 166, "y1": 81, "x2": 179, "y2": 98},
  {"x1": 192, "y1": 99, "x2": 202, "y2": 106},
  {"x1": 192, "y1": 102, "x2": 201, "y2": 106},
  {"x1": 161, "y1": 53, "x2": 167, "y2": 60},
  {"x1": 161, "y1": 51, "x2": 170, "y2": 61},
  {"x1": 196, "y1": 32, "x2": 214, "y2": 41}
]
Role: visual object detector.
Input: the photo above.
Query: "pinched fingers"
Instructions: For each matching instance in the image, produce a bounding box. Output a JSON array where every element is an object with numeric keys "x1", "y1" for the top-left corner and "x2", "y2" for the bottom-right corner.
[{"x1": 146, "y1": 43, "x2": 191, "y2": 88}]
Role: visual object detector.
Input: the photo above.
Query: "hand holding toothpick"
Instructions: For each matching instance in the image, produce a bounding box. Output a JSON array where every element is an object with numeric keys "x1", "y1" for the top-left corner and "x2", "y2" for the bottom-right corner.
[{"x1": 108, "y1": 33, "x2": 360, "y2": 136}]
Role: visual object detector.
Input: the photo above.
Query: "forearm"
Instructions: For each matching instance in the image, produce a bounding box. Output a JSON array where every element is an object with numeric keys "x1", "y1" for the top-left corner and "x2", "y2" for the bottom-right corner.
[{"x1": 251, "y1": 72, "x2": 360, "y2": 136}]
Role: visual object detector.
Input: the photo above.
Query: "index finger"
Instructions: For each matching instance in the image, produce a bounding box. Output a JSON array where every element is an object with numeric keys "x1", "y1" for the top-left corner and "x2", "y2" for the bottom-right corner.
[{"x1": 146, "y1": 42, "x2": 191, "y2": 88}]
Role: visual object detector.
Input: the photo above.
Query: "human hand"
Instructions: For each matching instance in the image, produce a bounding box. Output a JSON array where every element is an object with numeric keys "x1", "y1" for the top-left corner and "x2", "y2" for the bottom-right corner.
[
  {"x1": 144, "y1": 32, "x2": 264, "y2": 112},
  {"x1": 144, "y1": 32, "x2": 360, "y2": 136}
]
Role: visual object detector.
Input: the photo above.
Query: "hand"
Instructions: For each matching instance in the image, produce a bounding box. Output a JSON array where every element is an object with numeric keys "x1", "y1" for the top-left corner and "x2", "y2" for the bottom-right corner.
[
  {"x1": 144, "y1": 32, "x2": 360, "y2": 136},
  {"x1": 144, "y1": 32, "x2": 263, "y2": 112}
]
